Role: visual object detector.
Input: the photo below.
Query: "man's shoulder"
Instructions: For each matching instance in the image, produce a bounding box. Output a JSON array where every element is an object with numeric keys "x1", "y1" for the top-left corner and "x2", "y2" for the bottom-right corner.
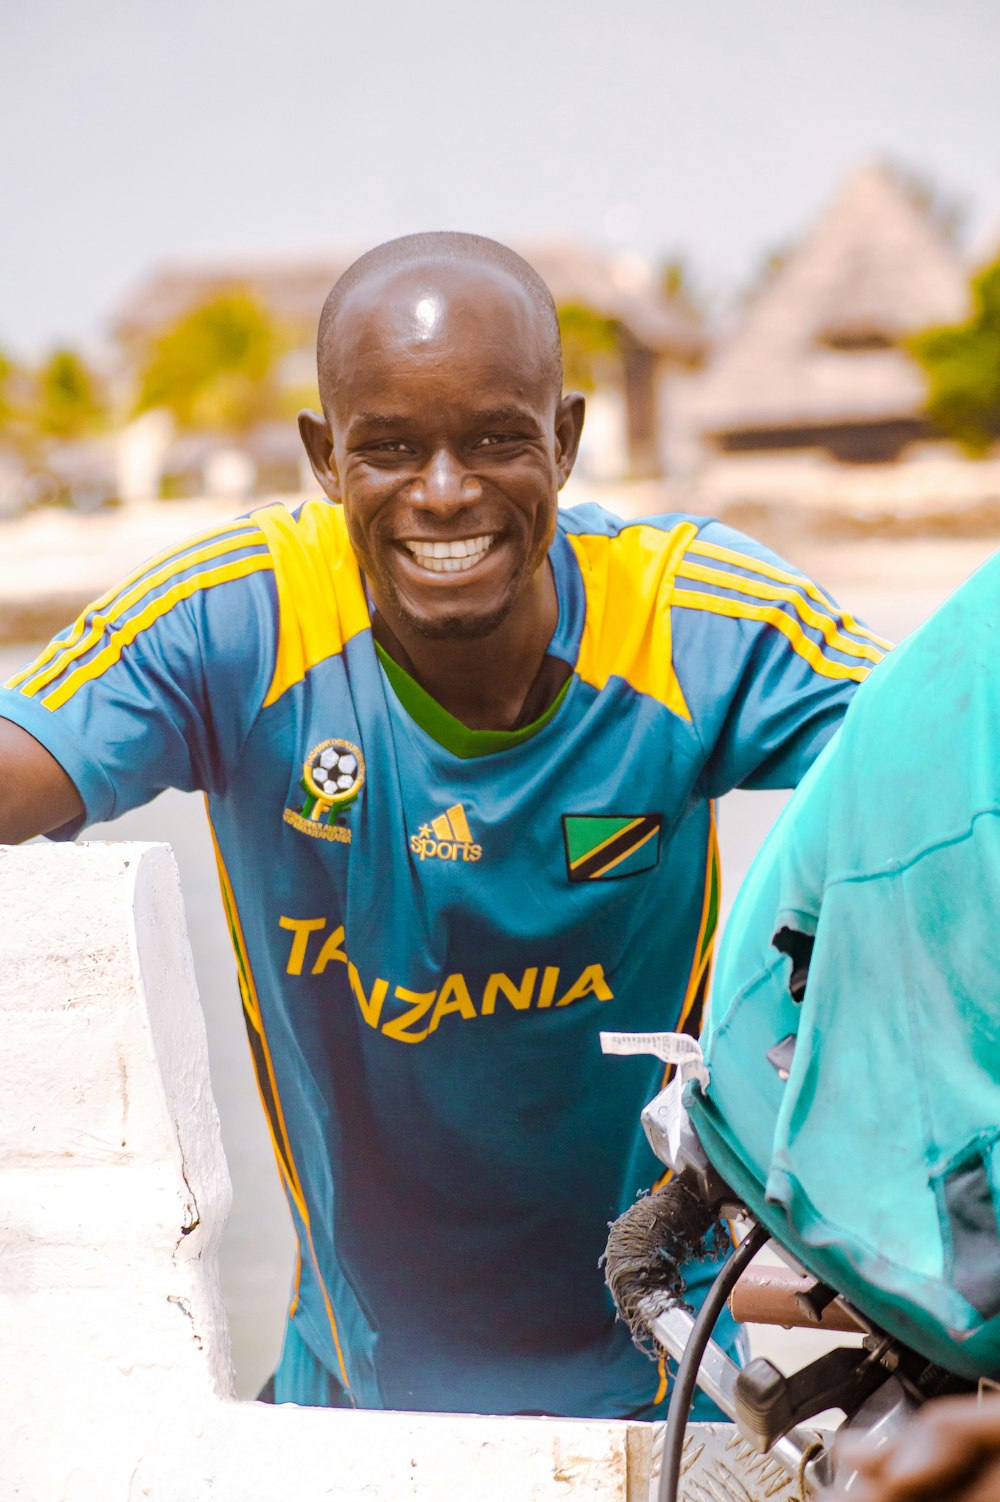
[
  {"x1": 555, "y1": 504, "x2": 828, "y2": 601},
  {"x1": 555, "y1": 499, "x2": 711, "y2": 543},
  {"x1": 245, "y1": 497, "x2": 369, "y2": 707},
  {"x1": 555, "y1": 503, "x2": 803, "y2": 571},
  {"x1": 247, "y1": 495, "x2": 352, "y2": 559}
]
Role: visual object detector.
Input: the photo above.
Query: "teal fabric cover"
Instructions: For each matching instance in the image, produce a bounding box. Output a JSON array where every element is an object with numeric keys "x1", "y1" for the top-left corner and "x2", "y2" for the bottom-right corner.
[{"x1": 690, "y1": 552, "x2": 1000, "y2": 1378}]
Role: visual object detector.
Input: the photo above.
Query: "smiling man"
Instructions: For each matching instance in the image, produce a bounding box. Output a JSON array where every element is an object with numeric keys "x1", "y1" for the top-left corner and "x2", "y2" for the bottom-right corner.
[{"x1": 0, "y1": 233, "x2": 888, "y2": 1420}]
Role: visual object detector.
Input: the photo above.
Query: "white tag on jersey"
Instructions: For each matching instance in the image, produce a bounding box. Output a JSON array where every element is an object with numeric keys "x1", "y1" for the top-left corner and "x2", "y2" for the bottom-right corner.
[{"x1": 599, "y1": 1030, "x2": 710, "y2": 1088}]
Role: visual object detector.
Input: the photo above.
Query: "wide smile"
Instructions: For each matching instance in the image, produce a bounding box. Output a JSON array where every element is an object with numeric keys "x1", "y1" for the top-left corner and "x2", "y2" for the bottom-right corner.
[{"x1": 400, "y1": 534, "x2": 497, "y2": 575}]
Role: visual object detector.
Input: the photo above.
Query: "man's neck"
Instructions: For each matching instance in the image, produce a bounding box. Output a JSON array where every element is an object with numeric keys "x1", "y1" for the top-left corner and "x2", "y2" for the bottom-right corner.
[{"x1": 371, "y1": 563, "x2": 559, "y2": 732}]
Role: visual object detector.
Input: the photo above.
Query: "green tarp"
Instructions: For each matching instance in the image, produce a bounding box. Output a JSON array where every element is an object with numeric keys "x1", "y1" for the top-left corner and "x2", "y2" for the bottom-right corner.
[{"x1": 690, "y1": 553, "x2": 1000, "y2": 1377}]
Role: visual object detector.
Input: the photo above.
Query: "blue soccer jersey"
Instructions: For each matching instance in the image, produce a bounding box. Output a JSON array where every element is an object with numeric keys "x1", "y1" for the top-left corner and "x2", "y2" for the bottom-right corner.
[{"x1": 0, "y1": 498, "x2": 888, "y2": 1418}]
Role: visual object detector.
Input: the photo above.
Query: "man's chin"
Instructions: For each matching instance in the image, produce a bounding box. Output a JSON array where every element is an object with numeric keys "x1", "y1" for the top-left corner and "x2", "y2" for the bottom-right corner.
[
  {"x1": 374, "y1": 552, "x2": 534, "y2": 642},
  {"x1": 397, "y1": 597, "x2": 515, "y2": 642}
]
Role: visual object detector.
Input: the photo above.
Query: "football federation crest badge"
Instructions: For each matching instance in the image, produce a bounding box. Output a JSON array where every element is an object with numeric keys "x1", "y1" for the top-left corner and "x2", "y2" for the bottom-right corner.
[{"x1": 284, "y1": 739, "x2": 365, "y2": 845}]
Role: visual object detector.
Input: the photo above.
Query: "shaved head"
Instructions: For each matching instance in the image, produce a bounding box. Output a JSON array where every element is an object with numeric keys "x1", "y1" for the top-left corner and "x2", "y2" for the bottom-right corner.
[
  {"x1": 317, "y1": 232, "x2": 563, "y2": 408},
  {"x1": 298, "y1": 229, "x2": 585, "y2": 655}
]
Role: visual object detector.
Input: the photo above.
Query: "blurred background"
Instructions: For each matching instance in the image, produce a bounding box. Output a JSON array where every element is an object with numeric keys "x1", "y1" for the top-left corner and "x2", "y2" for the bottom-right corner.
[{"x1": 2, "y1": 0, "x2": 998, "y2": 1397}]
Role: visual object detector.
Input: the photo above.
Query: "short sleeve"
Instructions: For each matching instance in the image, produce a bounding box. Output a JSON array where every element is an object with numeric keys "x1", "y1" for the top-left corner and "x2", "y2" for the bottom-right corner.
[
  {"x1": 0, "y1": 519, "x2": 278, "y2": 834},
  {"x1": 671, "y1": 522, "x2": 891, "y2": 798}
]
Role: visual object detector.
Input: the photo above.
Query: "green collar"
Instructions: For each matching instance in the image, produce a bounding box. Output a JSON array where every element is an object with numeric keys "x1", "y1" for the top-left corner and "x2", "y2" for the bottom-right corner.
[{"x1": 374, "y1": 641, "x2": 569, "y2": 759}]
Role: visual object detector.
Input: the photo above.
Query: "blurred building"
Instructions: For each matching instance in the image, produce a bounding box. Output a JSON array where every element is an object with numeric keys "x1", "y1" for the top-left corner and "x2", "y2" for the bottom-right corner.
[
  {"x1": 110, "y1": 243, "x2": 705, "y2": 498},
  {"x1": 686, "y1": 164, "x2": 970, "y2": 484},
  {"x1": 10, "y1": 177, "x2": 994, "y2": 521}
]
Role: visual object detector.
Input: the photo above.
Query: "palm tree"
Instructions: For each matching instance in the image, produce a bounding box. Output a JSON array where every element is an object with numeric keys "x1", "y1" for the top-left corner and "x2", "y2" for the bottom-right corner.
[
  {"x1": 34, "y1": 349, "x2": 107, "y2": 441},
  {"x1": 132, "y1": 290, "x2": 289, "y2": 436}
]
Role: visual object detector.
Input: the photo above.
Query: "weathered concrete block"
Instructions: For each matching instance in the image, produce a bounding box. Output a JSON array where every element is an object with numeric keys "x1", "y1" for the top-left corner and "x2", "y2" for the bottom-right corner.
[{"x1": 1, "y1": 842, "x2": 783, "y2": 1500}]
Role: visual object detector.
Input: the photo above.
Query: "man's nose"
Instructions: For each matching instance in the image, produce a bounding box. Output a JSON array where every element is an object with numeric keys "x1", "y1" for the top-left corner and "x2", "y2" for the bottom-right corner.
[{"x1": 409, "y1": 448, "x2": 482, "y2": 513}]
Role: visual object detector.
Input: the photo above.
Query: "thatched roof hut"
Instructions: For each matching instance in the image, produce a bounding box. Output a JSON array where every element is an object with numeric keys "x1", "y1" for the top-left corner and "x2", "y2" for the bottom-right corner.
[{"x1": 693, "y1": 164, "x2": 969, "y2": 463}]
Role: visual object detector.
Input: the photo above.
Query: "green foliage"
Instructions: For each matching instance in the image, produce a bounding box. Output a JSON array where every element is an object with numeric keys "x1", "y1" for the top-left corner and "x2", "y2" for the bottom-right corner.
[
  {"x1": 908, "y1": 257, "x2": 1000, "y2": 456},
  {"x1": 276, "y1": 381, "x2": 323, "y2": 420},
  {"x1": 557, "y1": 304, "x2": 619, "y2": 393},
  {"x1": 34, "y1": 348, "x2": 107, "y2": 440},
  {"x1": 133, "y1": 290, "x2": 289, "y2": 435},
  {"x1": 659, "y1": 258, "x2": 702, "y2": 317},
  {"x1": 0, "y1": 347, "x2": 16, "y2": 431}
]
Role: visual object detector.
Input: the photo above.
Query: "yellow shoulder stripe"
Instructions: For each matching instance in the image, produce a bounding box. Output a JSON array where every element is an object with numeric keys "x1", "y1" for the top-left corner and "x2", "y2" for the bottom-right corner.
[
  {"x1": 688, "y1": 539, "x2": 893, "y2": 652},
  {"x1": 40, "y1": 555, "x2": 273, "y2": 710},
  {"x1": 252, "y1": 501, "x2": 371, "y2": 708},
  {"x1": 566, "y1": 522, "x2": 696, "y2": 722},
  {"x1": 7, "y1": 520, "x2": 263, "y2": 692},
  {"x1": 677, "y1": 559, "x2": 885, "y2": 667},
  {"x1": 18, "y1": 530, "x2": 269, "y2": 699},
  {"x1": 673, "y1": 590, "x2": 871, "y2": 682}
]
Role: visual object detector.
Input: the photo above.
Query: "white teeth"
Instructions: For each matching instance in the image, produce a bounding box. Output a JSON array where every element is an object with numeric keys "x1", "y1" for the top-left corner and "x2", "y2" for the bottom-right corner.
[{"x1": 403, "y1": 535, "x2": 495, "y2": 573}]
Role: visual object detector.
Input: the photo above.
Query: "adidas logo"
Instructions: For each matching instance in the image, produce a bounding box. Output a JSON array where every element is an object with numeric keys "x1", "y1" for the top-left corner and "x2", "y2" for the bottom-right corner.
[{"x1": 409, "y1": 803, "x2": 483, "y2": 863}]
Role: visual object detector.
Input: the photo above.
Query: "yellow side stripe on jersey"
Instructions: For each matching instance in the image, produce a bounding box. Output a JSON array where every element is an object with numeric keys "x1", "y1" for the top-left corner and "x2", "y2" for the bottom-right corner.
[
  {"x1": 40, "y1": 554, "x2": 272, "y2": 710},
  {"x1": 676, "y1": 804, "x2": 720, "y2": 1040},
  {"x1": 289, "y1": 1245, "x2": 303, "y2": 1318},
  {"x1": 673, "y1": 590, "x2": 872, "y2": 683},
  {"x1": 648, "y1": 814, "x2": 720, "y2": 1406},
  {"x1": 7, "y1": 521, "x2": 263, "y2": 692},
  {"x1": 677, "y1": 559, "x2": 886, "y2": 667},
  {"x1": 209, "y1": 814, "x2": 305, "y2": 1215},
  {"x1": 688, "y1": 539, "x2": 893, "y2": 652},
  {"x1": 208, "y1": 813, "x2": 352, "y2": 1395},
  {"x1": 654, "y1": 1354, "x2": 669, "y2": 1406}
]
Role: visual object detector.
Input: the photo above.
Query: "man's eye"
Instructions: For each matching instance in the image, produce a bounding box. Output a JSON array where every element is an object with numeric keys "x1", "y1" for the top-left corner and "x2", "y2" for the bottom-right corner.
[
  {"x1": 475, "y1": 433, "x2": 518, "y2": 448},
  {"x1": 370, "y1": 441, "x2": 412, "y2": 454}
]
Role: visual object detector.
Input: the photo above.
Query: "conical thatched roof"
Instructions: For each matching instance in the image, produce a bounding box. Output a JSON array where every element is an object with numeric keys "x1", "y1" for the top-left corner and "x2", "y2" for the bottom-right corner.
[
  {"x1": 516, "y1": 240, "x2": 703, "y2": 358},
  {"x1": 693, "y1": 164, "x2": 969, "y2": 438}
]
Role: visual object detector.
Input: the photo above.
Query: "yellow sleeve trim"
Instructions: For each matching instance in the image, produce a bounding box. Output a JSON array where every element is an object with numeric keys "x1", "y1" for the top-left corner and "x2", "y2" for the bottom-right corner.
[
  {"x1": 688, "y1": 539, "x2": 893, "y2": 652},
  {"x1": 566, "y1": 522, "x2": 697, "y2": 722},
  {"x1": 17, "y1": 529, "x2": 269, "y2": 699},
  {"x1": 252, "y1": 500, "x2": 371, "y2": 707},
  {"x1": 673, "y1": 590, "x2": 871, "y2": 683},
  {"x1": 40, "y1": 555, "x2": 273, "y2": 710},
  {"x1": 678, "y1": 560, "x2": 886, "y2": 667}
]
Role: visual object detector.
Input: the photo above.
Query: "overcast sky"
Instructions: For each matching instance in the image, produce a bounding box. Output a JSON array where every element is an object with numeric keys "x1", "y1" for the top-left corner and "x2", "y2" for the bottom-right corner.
[{"x1": 3, "y1": 0, "x2": 998, "y2": 357}]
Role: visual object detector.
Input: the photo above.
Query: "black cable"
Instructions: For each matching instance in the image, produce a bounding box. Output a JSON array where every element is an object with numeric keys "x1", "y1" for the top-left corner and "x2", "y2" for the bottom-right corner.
[{"x1": 657, "y1": 1221, "x2": 770, "y2": 1502}]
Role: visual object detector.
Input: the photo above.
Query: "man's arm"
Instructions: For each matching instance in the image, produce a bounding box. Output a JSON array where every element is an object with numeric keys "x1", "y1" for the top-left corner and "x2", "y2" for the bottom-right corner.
[
  {"x1": 0, "y1": 519, "x2": 279, "y2": 840},
  {"x1": 0, "y1": 718, "x2": 84, "y2": 844},
  {"x1": 832, "y1": 1395, "x2": 1000, "y2": 1501}
]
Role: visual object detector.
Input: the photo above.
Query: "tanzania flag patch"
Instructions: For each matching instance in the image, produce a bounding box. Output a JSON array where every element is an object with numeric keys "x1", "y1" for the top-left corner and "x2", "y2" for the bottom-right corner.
[{"x1": 563, "y1": 813, "x2": 663, "y2": 882}]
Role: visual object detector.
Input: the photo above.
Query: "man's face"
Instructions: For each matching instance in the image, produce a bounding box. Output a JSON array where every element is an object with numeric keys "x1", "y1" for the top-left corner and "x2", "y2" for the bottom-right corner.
[{"x1": 307, "y1": 264, "x2": 582, "y2": 641}]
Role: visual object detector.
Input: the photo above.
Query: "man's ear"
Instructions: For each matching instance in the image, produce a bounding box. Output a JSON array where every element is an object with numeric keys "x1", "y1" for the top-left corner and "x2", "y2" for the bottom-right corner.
[
  {"x1": 298, "y1": 410, "x2": 342, "y2": 501},
  {"x1": 554, "y1": 392, "x2": 586, "y2": 489}
]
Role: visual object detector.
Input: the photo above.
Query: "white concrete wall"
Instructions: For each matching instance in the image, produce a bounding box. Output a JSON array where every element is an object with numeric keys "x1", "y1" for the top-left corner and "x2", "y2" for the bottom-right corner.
[
  {"x1": 0, "y1": 843, "x2": 652, "y2": 1501},
  {"x1": 0, "y1": 842, "x2": 796, "y2": 1501}
]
